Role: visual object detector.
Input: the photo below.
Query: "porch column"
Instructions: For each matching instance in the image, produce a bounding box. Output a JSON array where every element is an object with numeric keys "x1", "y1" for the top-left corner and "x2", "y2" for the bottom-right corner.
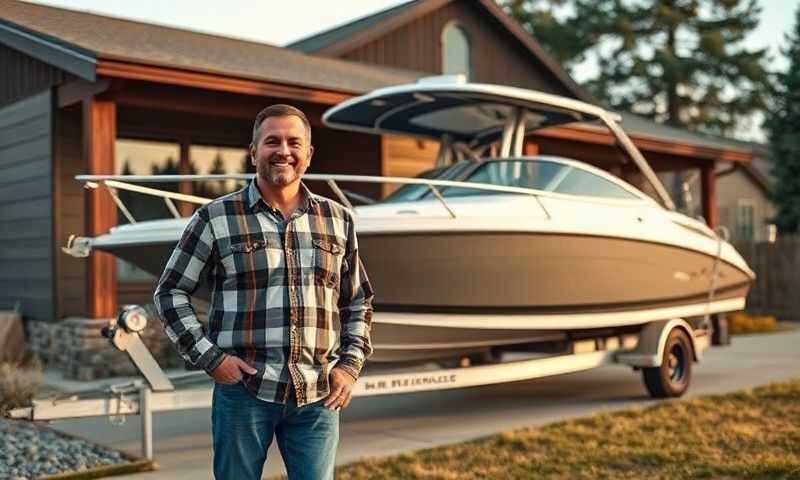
[
  {"x1": 83, "y1": 98, "x2": 118, "y2": 318},
  {"x1": 179, "y1": 138, "x2": 194, "y2": 217},
  {"x1": 701, "y1": 163, "x2": 718, "y2": 229}
]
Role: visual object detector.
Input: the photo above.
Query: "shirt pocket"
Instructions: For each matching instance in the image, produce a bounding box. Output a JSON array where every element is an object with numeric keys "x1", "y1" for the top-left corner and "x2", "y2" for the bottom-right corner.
[
  {"x1": 312, "y1": 239, "x2": 344, "y2": 290},
  {"x1": 222, "y1": 240, "x2": 269, "y2": 280}
]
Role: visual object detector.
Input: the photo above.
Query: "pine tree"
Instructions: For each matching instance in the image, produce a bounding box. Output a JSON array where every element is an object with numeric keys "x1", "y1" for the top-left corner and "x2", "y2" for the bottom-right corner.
[
  {"x1": 208, "y1": 152, "x2": 227, "y2": 196},
  {"x1": 501, "y1": 0, "x2": 770, "y2": 136},
  {"x1": 499, "y1": 0, "x2": 592, "y2": 66},
  {"x1": 764, "y1": 6, "x2": 800, "y2": 233}
]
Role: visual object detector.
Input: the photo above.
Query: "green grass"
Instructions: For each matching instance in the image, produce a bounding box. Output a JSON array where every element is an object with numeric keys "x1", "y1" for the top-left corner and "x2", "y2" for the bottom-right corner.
[{"x1": 334, "y1": 379, "x2": 800, "y2": 480}]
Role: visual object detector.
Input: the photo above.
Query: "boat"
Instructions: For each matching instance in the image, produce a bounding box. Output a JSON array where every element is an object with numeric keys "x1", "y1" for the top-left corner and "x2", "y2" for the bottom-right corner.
[{"x1": 65, "y1": 76, "x2": 755, "y2": 363}]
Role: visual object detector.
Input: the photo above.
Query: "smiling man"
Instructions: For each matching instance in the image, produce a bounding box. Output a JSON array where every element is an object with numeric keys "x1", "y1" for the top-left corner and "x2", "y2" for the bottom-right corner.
[{"x1": 154, "y1": 104, "x2": 374, "y2": 480}]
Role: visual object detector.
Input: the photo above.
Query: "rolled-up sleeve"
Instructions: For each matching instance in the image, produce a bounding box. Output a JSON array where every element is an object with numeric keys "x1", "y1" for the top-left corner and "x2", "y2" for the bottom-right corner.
[
  {"x1": 336, "y1": 214, "x2": 374, "y2": 380},
  {"x1": 153, "y1": 207, "x2": 225, "y2": 373}
]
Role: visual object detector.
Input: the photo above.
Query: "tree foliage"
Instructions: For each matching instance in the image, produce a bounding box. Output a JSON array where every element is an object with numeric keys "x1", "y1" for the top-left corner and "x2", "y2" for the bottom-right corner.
[
  {"x1": 764, "y1": 6, "x2": 800, "y2": 233},
  {"x1": 500, "y1": 0, "x2": 771, "y2": 136}
]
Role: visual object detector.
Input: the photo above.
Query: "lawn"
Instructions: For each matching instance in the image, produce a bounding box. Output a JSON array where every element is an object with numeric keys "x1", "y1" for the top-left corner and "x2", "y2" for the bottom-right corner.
[{"x1": 335, "y1": 379, "x2": 800, "y2": 479}]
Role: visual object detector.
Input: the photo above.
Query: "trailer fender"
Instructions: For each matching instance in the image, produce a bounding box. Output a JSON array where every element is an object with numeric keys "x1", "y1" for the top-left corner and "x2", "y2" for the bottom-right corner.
[{"x1": 616, "y1": 319, "x2": 704, "y2": 367}]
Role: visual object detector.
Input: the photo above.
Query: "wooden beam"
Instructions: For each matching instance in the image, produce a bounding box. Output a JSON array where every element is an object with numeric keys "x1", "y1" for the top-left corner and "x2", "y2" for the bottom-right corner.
[
  {"x1": 108, "y1": 80, "x2": 328, "y2": 127},
  {"x1": 534, "y1": 124, "x2": 752, "y2": 164},
  {"x1": 96, "y1": 60, "x2": 353, "y2": 106},
  {"x1": 701, "y1": 165, "x2": 718, "y2": 229},
  {"x1": 178, "y1": 138, "x2": 194, "y2": 217},
  {"x1": 83, "y1": 98, "x2": 118, "y2": 318},
  {"x1": 524, "y1": 141, "x2": 539, "y2": 156}
]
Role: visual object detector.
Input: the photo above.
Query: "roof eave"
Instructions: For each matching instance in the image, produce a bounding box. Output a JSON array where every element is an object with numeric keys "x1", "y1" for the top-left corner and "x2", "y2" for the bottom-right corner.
[
  {"x1": 0, "y1": 17, "x2": 96, "y2": 81},
  {"x1": 297, "y1": 0, "x2": 597, "y2": 104},
  {"x1": 474, "y1": 0, "x2": 596, "y2": 104},
  {"x1": 94, "y1": 56, "x2": 358, "y2": 105},
  {"x1": 314, "y1": 0, "x2": 449, "y2": 57},
  {"x1": 535, "y1": 123, "x2": 754, "y2": 163}
]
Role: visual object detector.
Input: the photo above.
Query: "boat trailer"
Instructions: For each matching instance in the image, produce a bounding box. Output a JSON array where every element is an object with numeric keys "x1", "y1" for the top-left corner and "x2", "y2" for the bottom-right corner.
[{"x1": 7, "y1": 306, "x2": 713, "y2": 461}]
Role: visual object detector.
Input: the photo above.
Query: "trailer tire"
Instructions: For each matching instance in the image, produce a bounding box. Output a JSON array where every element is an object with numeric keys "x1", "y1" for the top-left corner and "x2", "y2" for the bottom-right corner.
[{"x1": 642, "y1": 328, "x2": 693, "y2": 398}]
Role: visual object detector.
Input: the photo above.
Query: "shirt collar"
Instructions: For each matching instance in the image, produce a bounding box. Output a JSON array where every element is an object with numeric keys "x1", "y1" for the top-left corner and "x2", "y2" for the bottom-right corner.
[{"x1": 247, "y1": 179, "x2": 317, "y2": 214}]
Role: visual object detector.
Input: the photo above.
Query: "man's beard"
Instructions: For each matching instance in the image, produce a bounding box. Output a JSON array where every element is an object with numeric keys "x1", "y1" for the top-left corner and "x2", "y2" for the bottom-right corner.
[{"x1": 257, "y1": 155, "x2": 308, "y2": 187}]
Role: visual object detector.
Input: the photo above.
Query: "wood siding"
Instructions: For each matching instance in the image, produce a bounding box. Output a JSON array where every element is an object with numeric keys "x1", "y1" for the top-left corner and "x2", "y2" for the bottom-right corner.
[
  {"x1": 340, "y1": 0, "x2": 573, "y2": 96},
  {"x1": 0, "y1": 43, "x2": 73, "y2": 108},
  {"x1": 382, "y1": 135, "x2": 438, "y2": 195},
  {"x1": 310, "y1": 127, "x2": 383, "y2": 200},
  {"x1": 54, "y1": 103, "x2": 88, "y2": 317},
  {"x1": 0, "y1": 90, "x2": 55, "y2": 320}
]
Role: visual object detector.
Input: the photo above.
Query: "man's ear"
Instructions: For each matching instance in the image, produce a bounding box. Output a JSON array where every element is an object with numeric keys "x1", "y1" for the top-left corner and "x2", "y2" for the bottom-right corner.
[
  {"x1": 249, "y1": 143, "x2": 256, "y2": 165},
  {"x1": 307, "y1": 144, "x2": 315, "y2": 165}
]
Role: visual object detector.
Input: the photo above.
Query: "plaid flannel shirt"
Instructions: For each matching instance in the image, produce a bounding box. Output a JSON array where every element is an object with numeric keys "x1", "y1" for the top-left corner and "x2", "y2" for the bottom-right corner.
[{"x1": 154, "y1": 181, "x2": 374, "y2": 406}]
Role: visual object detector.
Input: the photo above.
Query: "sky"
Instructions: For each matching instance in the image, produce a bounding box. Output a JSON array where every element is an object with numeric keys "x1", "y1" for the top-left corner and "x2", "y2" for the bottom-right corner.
[
  {"x1": 23, "y1": 0, "x2": 800, "y2": 140},
  {"x1": 25, "y1": 0, "x2": 797, "y2": 64}
]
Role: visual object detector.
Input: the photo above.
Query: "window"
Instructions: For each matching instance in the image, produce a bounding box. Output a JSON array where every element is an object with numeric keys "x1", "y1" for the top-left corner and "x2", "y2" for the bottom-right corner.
[
  {"x1": 115, "y1": 139, "x2": 181, "y2": 283},
  {"x1": 442, "y1": 24, "x2": 471, "y2": 79},
  {"x1": 736, "y1": 200, "x2": 755, "y2": 241},
  {"x1": 189, "y1": 145, "x2": 250, "y2": 199}
]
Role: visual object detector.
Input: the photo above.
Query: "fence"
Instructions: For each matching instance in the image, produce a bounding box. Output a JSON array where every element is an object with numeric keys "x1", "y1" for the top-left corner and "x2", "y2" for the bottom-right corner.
[{"x1": 735, "y1": 235, "x2": 800, "y2": 321}]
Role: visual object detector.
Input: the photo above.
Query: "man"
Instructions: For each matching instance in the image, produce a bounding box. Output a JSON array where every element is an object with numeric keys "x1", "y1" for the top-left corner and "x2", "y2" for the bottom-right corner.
[{"x1": 154, "y1": 104, "x2": 374, "y2": 480}]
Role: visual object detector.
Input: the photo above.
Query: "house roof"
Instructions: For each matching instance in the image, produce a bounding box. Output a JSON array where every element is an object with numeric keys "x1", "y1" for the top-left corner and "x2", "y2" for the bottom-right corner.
[
  {"x1": 713, "y1": 137, "x2": 773, "y2": 192},
  {"x1": 289, "y1": 0, "x2": 419, "y2": 54},
  {"x1": 287, "y1": 0, "x2": 595, "y2": 104},
  {"x1": 287, "y1": 0, "x2": 755, "y2": 160},
  {"x1": 619, "y1": 112, "x2": 754, "y2": 156},
  {"x1": 0, "y1": 0, "x2": 419, "y2": 95},
  {"x1": 0, "y1": 0, "x2": 757, "y2": 162}
]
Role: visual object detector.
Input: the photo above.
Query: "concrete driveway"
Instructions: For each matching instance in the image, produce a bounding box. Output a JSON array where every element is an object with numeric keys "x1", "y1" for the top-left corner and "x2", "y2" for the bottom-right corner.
[{"x1": 49, "y1": 328, "x2": 800, "y2": 479}]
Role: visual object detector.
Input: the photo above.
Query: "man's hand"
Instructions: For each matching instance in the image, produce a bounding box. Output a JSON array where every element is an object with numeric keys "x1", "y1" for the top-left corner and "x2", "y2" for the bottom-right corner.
[
  {"x1": 324, "y1": 367, "x2": 356, "y2": 410},
  {"x1": 210, "y1": 355, "x2": 257, "y2": 384}
]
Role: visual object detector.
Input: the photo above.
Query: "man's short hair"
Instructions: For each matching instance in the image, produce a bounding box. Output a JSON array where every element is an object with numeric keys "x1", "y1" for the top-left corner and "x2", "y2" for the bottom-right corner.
[{"x1": 252, "y1": 104, "x2": 312, "y2": 144}]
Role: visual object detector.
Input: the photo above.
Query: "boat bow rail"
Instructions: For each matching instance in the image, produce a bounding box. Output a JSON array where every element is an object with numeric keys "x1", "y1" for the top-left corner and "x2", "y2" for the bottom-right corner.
[{"x1": 72, "y1": 173, "x2": 555, "y2": 223}]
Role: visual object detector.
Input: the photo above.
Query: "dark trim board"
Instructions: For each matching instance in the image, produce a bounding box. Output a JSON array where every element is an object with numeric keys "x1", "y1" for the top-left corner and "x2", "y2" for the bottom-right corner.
[{"x1": 0, "y1": 18, "x2": 96, "y2": 81}]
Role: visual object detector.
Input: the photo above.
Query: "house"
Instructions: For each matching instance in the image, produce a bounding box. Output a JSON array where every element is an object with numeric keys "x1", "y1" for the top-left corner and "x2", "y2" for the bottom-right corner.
[
  {"x1": 717, "y1": 143, "x2": 775, "y2": 243},
  {"x1": 0, "y1": 0, "x2": 756, "y2": 325}
]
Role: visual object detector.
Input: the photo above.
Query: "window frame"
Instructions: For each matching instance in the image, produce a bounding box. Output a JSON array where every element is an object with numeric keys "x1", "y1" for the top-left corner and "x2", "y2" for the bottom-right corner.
[
  {"x1": 441, "y1": 21, "x2": 472, "y2": 79},
  {"x1": 736, "y1": 198, "x2": 756, "y2": 241}
]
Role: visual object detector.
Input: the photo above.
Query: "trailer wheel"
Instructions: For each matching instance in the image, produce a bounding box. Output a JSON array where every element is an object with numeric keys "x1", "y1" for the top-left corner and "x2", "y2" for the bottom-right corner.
[{"x1": 642, "y1": 328, "x2": 693, "y2": 398}]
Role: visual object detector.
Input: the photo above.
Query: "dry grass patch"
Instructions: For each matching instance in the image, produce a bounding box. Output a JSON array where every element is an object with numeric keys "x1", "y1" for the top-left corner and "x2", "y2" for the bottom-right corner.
[
  {"x1": 335, "y1": 379, "x2": 800, "y2": 480},
  {"x1": 729, "y1": 313, "x2": 780, "y2": 334},
  {"x1": 0, "y1": 357, "x2": 42, "y2": 416}
]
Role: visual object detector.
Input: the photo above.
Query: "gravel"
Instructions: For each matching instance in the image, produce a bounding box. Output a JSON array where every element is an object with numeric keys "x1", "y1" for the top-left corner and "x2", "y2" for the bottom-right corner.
[{"x1": 0, "y1": 418, "x2": 128, "y2": 479}]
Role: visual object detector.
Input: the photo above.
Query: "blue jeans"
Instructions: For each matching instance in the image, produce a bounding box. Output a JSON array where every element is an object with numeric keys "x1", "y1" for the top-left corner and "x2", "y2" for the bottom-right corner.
[{"x1": 212, "y1": 382, "x2": 339, "y2": 480}]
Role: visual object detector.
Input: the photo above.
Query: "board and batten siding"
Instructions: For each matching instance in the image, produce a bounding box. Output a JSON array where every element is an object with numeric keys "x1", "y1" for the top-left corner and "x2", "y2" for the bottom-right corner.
[
  {"x1": 340, "y1": 1, "x2": 574, "y2": 97},
  {"x1": 0, "y1": 43, "x2": 74, "y2": 108},
  {"x1": 0, "y1": 90, "x2": 55, "y2": 320}
]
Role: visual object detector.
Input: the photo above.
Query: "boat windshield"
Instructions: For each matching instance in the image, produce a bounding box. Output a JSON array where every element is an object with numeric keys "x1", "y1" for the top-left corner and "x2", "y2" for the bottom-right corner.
[
  {"x1": 380, "y1": 158, "x2": 641, "y2": 203},
  {"x1": 381, "y1": 161, "x2": 473, "y2": 203}
]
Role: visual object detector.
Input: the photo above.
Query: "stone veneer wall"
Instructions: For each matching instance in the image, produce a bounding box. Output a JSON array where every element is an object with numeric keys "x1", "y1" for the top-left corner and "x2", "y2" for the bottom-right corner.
[{"x1": 24, "y1": 306, "x2": 208, "y2": 380}]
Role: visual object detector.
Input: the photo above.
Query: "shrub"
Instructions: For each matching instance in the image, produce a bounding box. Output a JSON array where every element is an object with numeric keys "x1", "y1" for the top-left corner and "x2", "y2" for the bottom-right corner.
[
  {"x1": 728, "y1": 313, "x2": 779, "y2": 334},
  {"x1": 0, "y1": 357, "x2": 42, "y2": 415}
]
